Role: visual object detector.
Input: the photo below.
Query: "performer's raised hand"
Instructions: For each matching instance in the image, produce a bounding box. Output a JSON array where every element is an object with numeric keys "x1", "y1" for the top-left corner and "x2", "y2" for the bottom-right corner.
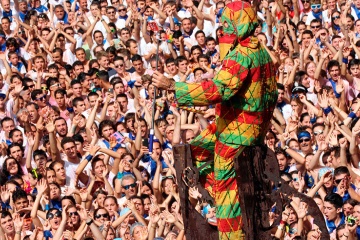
[{"x1": 152, "y1": 71, "x2": 175, "y2": 90}]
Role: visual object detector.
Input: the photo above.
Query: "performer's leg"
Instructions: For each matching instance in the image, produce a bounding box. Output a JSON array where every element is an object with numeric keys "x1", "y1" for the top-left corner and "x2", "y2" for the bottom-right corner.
[
  {"x1": 190, "y1": 127, "x2": 216, "y2": 198},
  {"x1": 214, "y1": 141, "x2": 244, "y2": 240}
]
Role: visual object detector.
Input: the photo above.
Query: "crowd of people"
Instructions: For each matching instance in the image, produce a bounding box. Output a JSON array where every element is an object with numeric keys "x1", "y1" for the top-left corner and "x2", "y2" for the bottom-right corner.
[{"x1": 2, "y1": 0, "x2": 360, "y2": 239}]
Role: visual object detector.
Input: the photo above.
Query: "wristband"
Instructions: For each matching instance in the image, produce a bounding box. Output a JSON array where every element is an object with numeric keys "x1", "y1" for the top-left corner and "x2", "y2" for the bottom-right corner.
[
  {"x1": 280, "y1": 220, "x2": 286, "y2": 225},
  {"x1": 44, "y1": 230, "x2": 53, "y2": 239},
  {"x1": 45, "y1": 204, "x2": 50, "y2": 211},
  {"x1": 322, "y1": 106, "x2": 332, "y2": 115},
  {"x1": 1, "y1": 201, "x2": 11, "y2": 210},
  {"x1": 66, "y1": 107, "x2": 74, "y2": 113},
  {"x1": 310, "y1": 117, "x2": 317, "y2": 124},
  {"x1": 210, "y1": 64, "x2": 216, "y2": 69},
  {"x1": 342, "y1": 58, "x2": 348, "y2": 64},
  {"x1": 85, "y1": 154, "x2": 93, "y2": 161},
  {"x1": 348, "y1": 111, "x2": 357, "y2": 119},
  {"x1": 117, "y1": 172, "x2": 123, "y2": 179},
  {"x1": 128, "y1": 80, "x2": 136, "y2": 89}
]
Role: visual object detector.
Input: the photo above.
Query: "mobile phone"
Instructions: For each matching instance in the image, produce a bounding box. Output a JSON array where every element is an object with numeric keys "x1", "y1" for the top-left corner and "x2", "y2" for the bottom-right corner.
[
  {"x1": 112, "y1": 132, "x2": 124, "y2": 144},
  {"x1": 108, "y1": 88, "x2": 114, "y2": 94},
  {"x1": 142, "y1": 138, "x2": 149, "y2": 148},
  {"x1": 347, "y1": 216, "x2": 357, "y2": 226}
]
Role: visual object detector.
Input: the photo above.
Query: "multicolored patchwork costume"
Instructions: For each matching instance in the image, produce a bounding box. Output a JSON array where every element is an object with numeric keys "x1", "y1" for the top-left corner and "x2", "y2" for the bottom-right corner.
[{"x1": 174, "y1": 2, "x2": 278, "y2": 239}]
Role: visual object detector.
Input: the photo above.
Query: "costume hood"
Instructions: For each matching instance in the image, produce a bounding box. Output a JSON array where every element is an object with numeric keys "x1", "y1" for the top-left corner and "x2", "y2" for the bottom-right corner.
[{"x1": 219, "y1": 1, "x2": 259, "y2": 60}]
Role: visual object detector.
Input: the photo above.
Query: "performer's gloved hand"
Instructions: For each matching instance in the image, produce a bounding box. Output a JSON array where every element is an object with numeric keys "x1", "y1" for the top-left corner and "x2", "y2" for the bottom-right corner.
[{"x1": 152, "y1": 71, "x2": 175, "y2": 90}]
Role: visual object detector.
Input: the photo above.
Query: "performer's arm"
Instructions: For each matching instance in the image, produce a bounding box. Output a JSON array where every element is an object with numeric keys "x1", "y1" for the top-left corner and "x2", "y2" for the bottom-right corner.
[{"x1": 152, "y1": 57, "x2": 251, "y2": 106}]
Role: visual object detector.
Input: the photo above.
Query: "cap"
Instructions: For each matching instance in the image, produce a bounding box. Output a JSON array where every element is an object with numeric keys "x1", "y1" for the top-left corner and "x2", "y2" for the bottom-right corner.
[
  {"x1": 120, "y1": 207, "x2": 130, "y2": 217},
  {"x1": 297, "y1": 131, "x2": 311, "y2": 140},
  {"x1": 318, "y1": 167, "x2": 334, "y2": 180},
  {"x1": 292, "y1": 84, "x2": 307, "y2": 93},
  {"x1": 0, "y1": 92, "x2": 6, "y2": 99}
]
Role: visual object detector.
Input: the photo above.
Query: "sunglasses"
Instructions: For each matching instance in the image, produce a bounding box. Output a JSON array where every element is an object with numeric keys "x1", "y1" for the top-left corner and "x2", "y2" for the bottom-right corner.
[
  {"x1": 162, "y1": 175, "x2": 174, "y2": 181},
  {"x1": 314, "y1": 131, "x2": 323, "y2": 136},
  {"x1": 69, "y1": 211, "x2": 79, "y2": 217},
  {"x1": 115, "y1": 64, "x2": 124, "y2": 68},
  {"x1": 123, "y1": 182, "x2": 137, "y2": 190},
  {"x1": 50, "y1": 83, "x2": 60, "y2": 88},
  {"x1": 47, "y1": 211, "x2": 61, "y2": 219},
  {"x1": 335, "y1": 178, "x2": 344, "y2": 184},
  {"x1": 299, "y1": 138, "x2": 310, "y2": 143},
  {"x1": 28, "y1": 84, "x2": 35, "y2": 88},
  {"x1": 95, "y1": 213, "x2": 109, "y2": 219},
  {"x1": 311, "y1": 4, "x2": 321, "y2": 9},
  {"x1": 119, "y1": 8, "x2": 126, "y2": 12},
  {"x1": 41, "y1": 87, "x2": 48, "y2": 90},
  {"x1": 38, "y1": 14, "x2": 46, "y2": 18},
  {"x1": 332, "y1": 16, "x2": 340, "y2": 20},
  {"x1": 36, "y1": 95, "x2": 46, "y2": 101},
  {"x1": 310, "y1": 25, "x2": 321, "y2": 28},
  {"x1": 301, "y1": 0, "x2": 310, "y2": 2}
]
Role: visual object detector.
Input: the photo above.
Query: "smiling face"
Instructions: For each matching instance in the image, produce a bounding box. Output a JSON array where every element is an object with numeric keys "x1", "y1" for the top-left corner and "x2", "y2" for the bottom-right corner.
[
  {"x1": 6, "y1": 158, "x2": 18, "y2": 175},
  {"x1": 14, "y1": 197, "x2": 29, "y2": 211},
  {"x1": 0, "y1": 215, "x2": 14, "y2": 235}
]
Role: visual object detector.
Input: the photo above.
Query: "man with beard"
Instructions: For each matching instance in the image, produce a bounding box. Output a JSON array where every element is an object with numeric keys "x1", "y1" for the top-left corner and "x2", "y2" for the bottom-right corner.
[
  {"x1": 8, "y1": 143, "x2": 27, "y2": 174},
  {"x1": 9, "y1": 129, "x2": 23, "y2": 146},
  {"x1": 54, "y1": 117, "x2": 68, "y2": 144}
]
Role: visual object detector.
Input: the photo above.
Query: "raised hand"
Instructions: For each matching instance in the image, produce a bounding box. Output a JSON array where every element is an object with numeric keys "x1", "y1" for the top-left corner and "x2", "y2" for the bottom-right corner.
[
  {"x1": 0, "y1": 186, "x2": 10, "y2": 203},
  {"x1": 13, "y1": 213, "x2": 24, "y2": 231},
  {"x1": 45, "y1": 117, "x2": 55, "y2": 133},
  {"x1": 162, "y1": 210, "x2": 176, "y2": 223},
  {"x1": 37, "y1": 179, "x2": 48, "y2": 195},
  {"x1": 89, "y1": 145, "x2": 100, "y2": 156},
  {"x1": 320, "y1": 170, "x2": 333, "y2": 184},
  {"x1": 189, "y1": 186, "x2": 202, "y2": 199},
  {"x1": 79, "y1": 188, "x2": 88, "y2": 202},
  {"x1": 76, "y1": 204, "x2": 88, "y2": 221}
]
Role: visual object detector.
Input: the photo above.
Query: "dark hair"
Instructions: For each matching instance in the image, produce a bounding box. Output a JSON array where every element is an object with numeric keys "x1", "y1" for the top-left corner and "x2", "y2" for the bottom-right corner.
[
  {"x1": 9, "y1": 129, "x2": 22, "y2": 140},
  {"x1": 327, "y1": 60, "x2": 340, "y2": 71},
  {"x1": 2, "y1": 157, "x2": 24, "y2": 177},
  {"x1": 31, "y1": 89, "x2": 44, "y2": 101},
  {"x1": 7, "y1": 143, "x2": 24, "y2": 157},
  {"x1": 274, "y1": 147, "x2": 287, "y2": 157},
  {"x1": 324, "y1": 193, "x2": 343, "y2": 209},
  {"x1": 61, "y1": 137, "x2": 76, "y2": 148},
  {"x1": 72, "y1": 97, "x2": 85, "y2": 107},
  {"x1": 73, "y1": 134, "x2": 84, "y2": 144},
  {"x1": 12, "y1": 188, "x2": 28, "y2": 203},
  {"x1": 334, "y1": 166, "x2": 350, "y2": 177},
  {"x1": 61, "y1": 195, "x2": 76, "y2": 206},
  {"x1": 131, "y1": 54, "x2": 142, "y2": 63},
  {"x1": 0, "y1": 117, "x2": 14, "y2": 128},
  {"x1": 98, "y1": 120, "x2": 114, "y2": 137}
]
